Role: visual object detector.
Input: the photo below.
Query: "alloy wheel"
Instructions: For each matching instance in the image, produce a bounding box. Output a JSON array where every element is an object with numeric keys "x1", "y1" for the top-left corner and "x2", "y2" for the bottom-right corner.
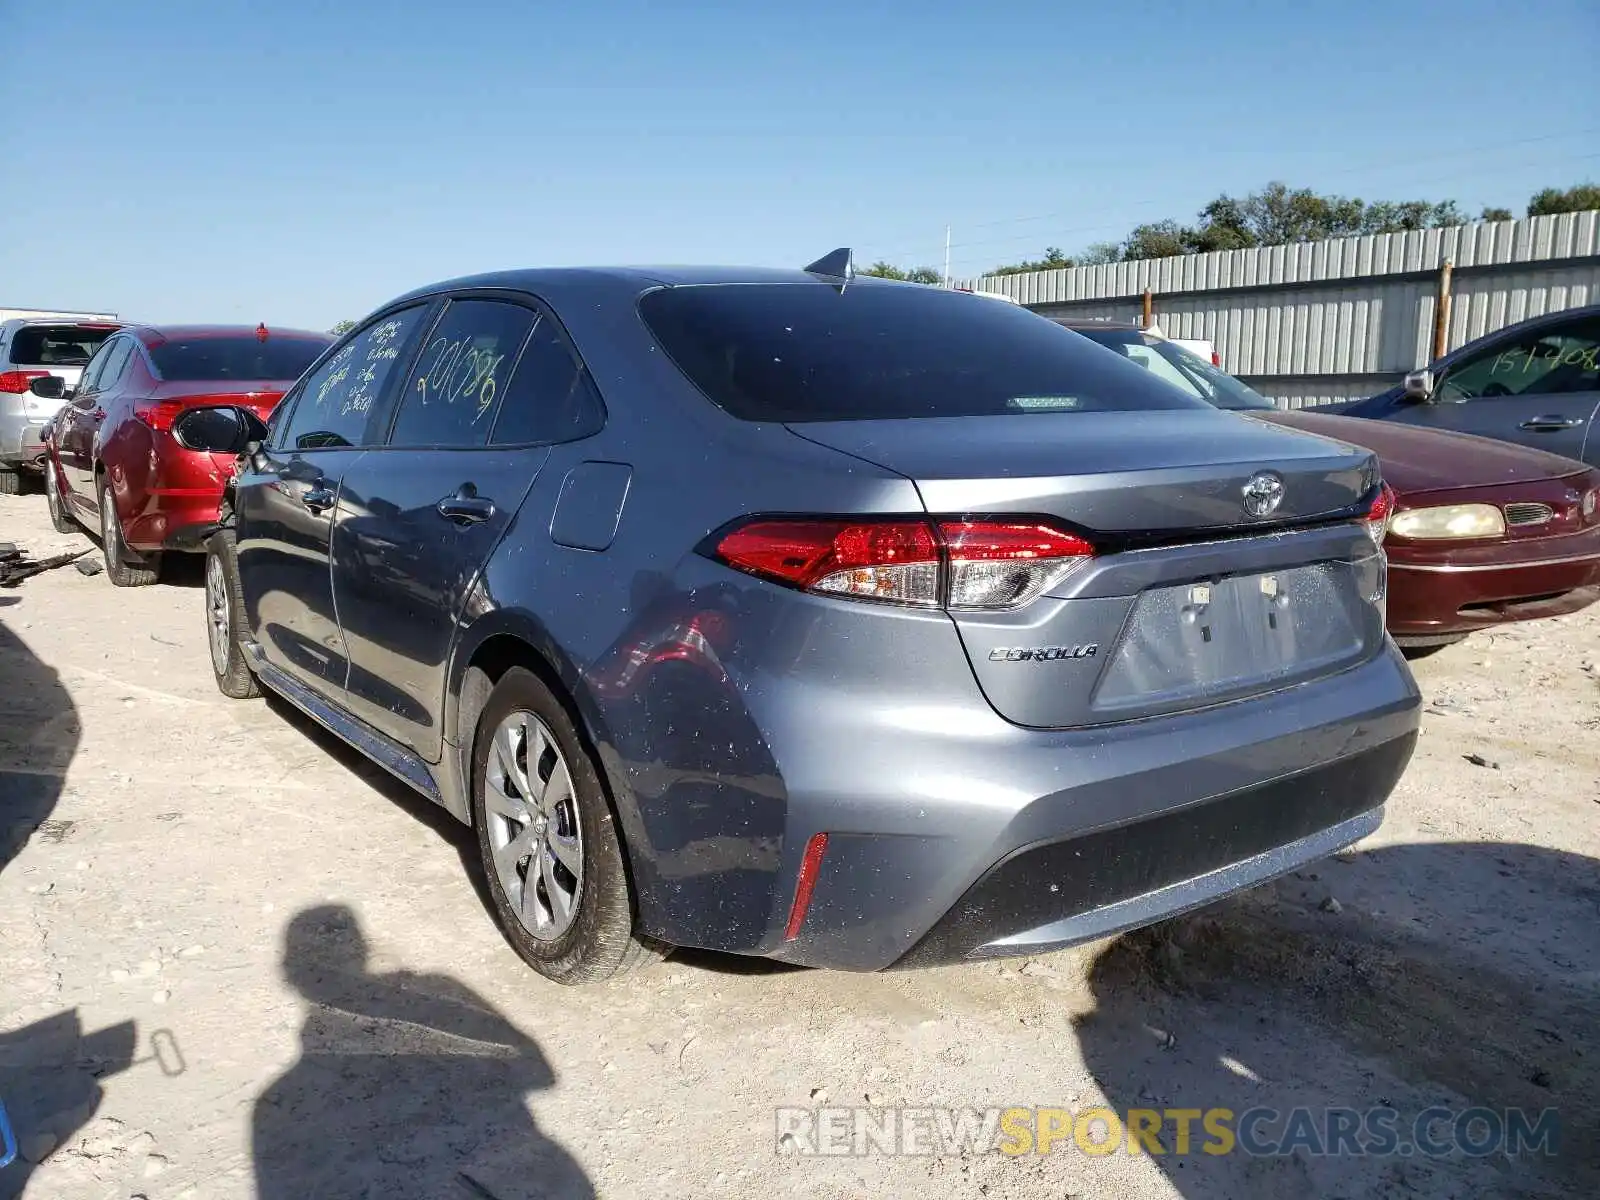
[
  {"x1": 206, "y1": 554, "x2": 231, "y2": 675},
  {"x1": 484, "y1": 710, "x2": 584, "y2": 940}
]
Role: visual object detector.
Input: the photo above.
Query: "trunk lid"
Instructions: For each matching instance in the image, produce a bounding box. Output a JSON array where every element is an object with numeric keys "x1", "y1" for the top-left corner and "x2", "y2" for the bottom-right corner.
[
  {"x1": 788, "y1": 410, "x2": 1378, "y2": 534},
  {"x1": 151, "y1": 380, "x2": 289, "y2": 422},
  {"x1": 789, "y1": 410, "x2": 1389, "y2": 729}
]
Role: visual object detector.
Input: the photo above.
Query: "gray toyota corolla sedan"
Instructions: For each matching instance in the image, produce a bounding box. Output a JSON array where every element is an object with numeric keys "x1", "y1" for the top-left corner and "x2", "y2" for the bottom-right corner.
[{"x1": 185, "y1": 252, "x2": 1421, "y2": 983}]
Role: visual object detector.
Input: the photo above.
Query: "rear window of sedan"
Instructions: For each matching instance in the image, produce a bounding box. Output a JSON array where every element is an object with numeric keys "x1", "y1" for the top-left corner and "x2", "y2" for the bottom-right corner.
[
  {"x1": 638, "y1": 282, "x2": 1210, "y2": 422},
  {"x1": 149, "y1": 336, "x2": 330, "y2": 382},
  {"x1": 10, "y1": 325, "x2": 116, "y2": 366}
]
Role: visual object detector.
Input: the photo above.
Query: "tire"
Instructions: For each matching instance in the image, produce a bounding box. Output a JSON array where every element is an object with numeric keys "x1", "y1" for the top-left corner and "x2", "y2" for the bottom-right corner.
[
  {"x1": 97, "y1": 480, "x2": 160, "y2": 587},
  {"x1": 471, "y1": 667, "x2": 663, "y2": 984},
  {"x1": 205, "y1": 531, "x2": 259, "y2": 699},
  {"x1": 0, "y1": 467, "x2": 21, "y2": 496},
  {"x1": 44, "y1": 462, "x2": 78, "y2": 534}
]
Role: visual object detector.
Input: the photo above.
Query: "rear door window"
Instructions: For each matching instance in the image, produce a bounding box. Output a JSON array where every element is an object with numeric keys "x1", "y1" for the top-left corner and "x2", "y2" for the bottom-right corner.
[
  {"x1": 638, "y1": 283, "x2": 1209, "y2": 422},
  {"x1": 489, "y1": 315, "x2": 606, "y2": 445},
  {"x1": 87, "y1": 338, "x2": 136, "y2": 393},
  {"x1": 387, "y1": 300, "x2": 537, "y2": 448}
]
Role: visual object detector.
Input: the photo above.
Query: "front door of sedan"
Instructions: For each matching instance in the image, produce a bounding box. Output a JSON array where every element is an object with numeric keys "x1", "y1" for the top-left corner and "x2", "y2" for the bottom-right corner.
[
  {"x1": 330, "y1": 296, "x2": 604, "y2": 760},
  {"x1": 233, "y1": 306, "x2": 434, "y2": 695},
  {"x1": 1392, "y1": 314, "x2": 1600, "y2": 466}
]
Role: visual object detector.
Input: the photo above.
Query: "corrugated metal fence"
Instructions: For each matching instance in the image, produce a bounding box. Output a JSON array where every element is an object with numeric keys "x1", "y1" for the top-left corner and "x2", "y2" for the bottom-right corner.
[{"x1": 954, "y1": 212, "x2": 1600, "y2": 408}]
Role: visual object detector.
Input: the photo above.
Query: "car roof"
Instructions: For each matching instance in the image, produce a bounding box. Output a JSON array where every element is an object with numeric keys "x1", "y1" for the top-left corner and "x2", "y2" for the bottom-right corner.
[
  {"x1": 385, "y1": 266, "x2": 927, "y2": 309},
  {"x1": 122, "y1": 324, "x2": 334, "y2": 347}
]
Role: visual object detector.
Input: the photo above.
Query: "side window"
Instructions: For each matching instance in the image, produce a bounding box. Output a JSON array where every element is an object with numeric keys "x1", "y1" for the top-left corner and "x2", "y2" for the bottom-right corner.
[
  {"x1": 490, "y1": 315, "x2": 606, "y2": 445},
  {"x1": 96, "y1": 339, "x2": 138, "y2": 390},
  {"x1": 277, "y1": 307, "x2": 430, "y2": 450},
  {"x1": 75, "y1": 339, "x2": 120, "y2": 394},
  {"x1": 1439, "y1": 319, "x2": 1600, "y2": 401},
  {"x1": 387, "y1": 300, "x2": 536, "y2": 448}
]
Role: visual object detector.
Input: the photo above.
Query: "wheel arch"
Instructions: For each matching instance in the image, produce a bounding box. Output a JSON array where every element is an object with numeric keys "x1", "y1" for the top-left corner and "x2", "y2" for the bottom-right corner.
[{"x1": 446, "y1": 609, "x2": 664, "y2": 936}]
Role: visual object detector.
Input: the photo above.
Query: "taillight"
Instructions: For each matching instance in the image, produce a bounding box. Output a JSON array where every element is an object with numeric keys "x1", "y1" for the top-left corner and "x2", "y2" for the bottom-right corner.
[
  {"x1": 135, "y1": 399, "x2": 187, "y2": 433},
  {"x1": 1211, "y1": 351, "x2": 1221, "y2": 367},
  {"x1": 1365, "y1": 483, "x2": 1396, "y2": 545},
  {"x1": 0, "y1": 370, "x2": 48, "y2": 393},
  {"x1": 713, "y1": 517, "x2": 1095, "y2": 610}
]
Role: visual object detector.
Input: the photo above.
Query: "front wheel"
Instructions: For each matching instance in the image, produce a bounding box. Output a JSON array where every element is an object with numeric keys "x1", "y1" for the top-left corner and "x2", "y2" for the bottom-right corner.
[
  {"x1": 98, "y1": 482, "x2": 159, "y2": 587},
  {"x1": 471, "y1": 667, "x2": 663, "y2": 984},
  {"x1": 205, "y1": 531, "x2": 259, "y2": 698}
]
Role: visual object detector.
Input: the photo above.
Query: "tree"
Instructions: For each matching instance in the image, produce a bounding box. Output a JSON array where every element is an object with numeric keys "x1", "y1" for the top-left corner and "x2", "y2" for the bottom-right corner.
[
  {"x1": 1527, "y1": 183, "x2": 1600, "y2": 217},
  {"x1": 1480, "y1": 206, "x2": 1515, "y2": 222},
  {"x1": 329, "y1": 319, "x2": 357, "y2": 336},
  {"x1": 991, "y1": 246, "x2": 1073, "y2": 276},
  {"x1": 861, "y1": 262, "x2": 942, "y2": 284},
  {"x1": 1078, "y1": 242, "x2": 1122, "y2": 266}
]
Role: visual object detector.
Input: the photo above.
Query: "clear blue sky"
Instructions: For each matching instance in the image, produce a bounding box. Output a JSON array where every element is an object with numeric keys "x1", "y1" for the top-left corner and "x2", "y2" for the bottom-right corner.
[{"x1": 4, "y1": 0, "x2": 1595, "y2": 330}]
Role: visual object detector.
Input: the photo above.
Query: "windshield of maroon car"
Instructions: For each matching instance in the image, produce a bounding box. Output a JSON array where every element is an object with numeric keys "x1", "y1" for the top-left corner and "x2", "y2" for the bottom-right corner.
[
  {"x1": 638, "y1": 283, "x2": 1211, "y2": 422},
  {"x1": 1071, "y1": 327, "x2": 1277, "y2": 412},
  {"x1": 148, "y1": 336, "x2": 329, "y2": 383},
  {"x1": 11, "y1": 325, "x2": 116, "y2": 366}
]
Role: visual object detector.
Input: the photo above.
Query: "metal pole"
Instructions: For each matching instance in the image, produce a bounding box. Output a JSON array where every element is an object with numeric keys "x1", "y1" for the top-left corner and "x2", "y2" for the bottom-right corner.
[
  {"x1": 1432, "y1": 259, "x2": 1454, "y2": 361},
  {"x1": 943, "y1": 226, "x2": 952, "y2": 288},
  {"x1": 1141, "y1": 288, "x2": 1153, "y2": 330}
]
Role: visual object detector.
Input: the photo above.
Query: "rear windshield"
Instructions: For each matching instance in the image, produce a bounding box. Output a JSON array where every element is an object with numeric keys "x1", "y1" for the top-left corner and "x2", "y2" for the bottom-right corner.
[
  {"x1": 149, "y1": 336, "x2": 331, "y2": 383},
  {"x1": 638, "y1": 283, "x2": 1210, "y2": 422},
  {"x1": 10, "y1": 325, "x2": 115, "y2": 366},
  {"x1": 1070, "y1": 327, "x2": 1276, "y2": 411}
]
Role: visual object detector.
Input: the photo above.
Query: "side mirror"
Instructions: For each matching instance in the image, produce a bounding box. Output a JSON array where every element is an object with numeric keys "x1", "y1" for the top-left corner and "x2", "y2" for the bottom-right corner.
[
  {"x1": 1401, "y1": 368, "x2": 1434, "y2": 403},
  {"x1": 171, "y1": 405, "x2": 270, "y2": 454},
  {"x1": 28, "y1": 376, "x2": 66, "y2": 400}
]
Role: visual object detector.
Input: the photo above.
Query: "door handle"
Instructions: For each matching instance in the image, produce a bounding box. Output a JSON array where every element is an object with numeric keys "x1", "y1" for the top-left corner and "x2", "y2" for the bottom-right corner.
[
  {"x1": 437, "y1": 484, "x2": 497, "y2": 525},
  {"x1": 302, "y1": 485, "x2": 336, "y2": 513},
  {"x1": 1519, "y1": 416, "x2": 1584, "y2": 431}
]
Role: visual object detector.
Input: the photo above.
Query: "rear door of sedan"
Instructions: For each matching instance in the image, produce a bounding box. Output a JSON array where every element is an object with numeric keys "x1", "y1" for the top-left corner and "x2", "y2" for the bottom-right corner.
[
  {"x1": 329, "y1": 293, "x2": 605, "y2": 760},
  {"x1": 1391, "y1": 312, "x2": 1600, "y2": 466}
]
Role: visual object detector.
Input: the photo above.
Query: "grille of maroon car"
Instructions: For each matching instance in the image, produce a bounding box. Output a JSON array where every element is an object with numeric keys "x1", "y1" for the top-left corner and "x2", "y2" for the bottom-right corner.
[{"x1": 1504, "y1": 502, "x2": 1555, "y2": 527}]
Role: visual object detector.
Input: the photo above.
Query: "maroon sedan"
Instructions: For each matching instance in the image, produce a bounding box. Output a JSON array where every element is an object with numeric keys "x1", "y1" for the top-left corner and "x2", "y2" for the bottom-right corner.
[
  {"x1": 42, "y1": 324, "x2": 333, "y2": 586},
  {"x1": 1065, "y1": 322, "x2": 1600, "y2": 649}
]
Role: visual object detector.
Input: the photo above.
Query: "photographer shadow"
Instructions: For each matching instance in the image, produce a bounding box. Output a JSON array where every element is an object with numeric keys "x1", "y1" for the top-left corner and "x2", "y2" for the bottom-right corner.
[
  {"x1": 253, "y1": 904, "x2": 592, "y2": 1200},
  {"x1": 1075, "y1": 840, "x2": 1600, "y2": 1198}
]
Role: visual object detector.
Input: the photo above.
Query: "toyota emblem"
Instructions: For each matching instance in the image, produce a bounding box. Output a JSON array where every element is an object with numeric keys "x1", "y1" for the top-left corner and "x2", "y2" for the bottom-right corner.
[{"x1": 1242, "y1": 471, "x2": 1285, "y2": 519}]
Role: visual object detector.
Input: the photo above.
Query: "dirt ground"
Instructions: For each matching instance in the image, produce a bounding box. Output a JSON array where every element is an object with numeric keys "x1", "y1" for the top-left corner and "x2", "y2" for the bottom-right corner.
[{"x1": 2, "y1": 488, "x2": 1597, "y2": 1200}]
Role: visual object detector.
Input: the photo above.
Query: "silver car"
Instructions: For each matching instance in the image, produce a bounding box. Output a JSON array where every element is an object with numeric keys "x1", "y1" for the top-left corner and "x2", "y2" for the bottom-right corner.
[
  {"x1": 0, "y1": 317, "x2": 120, "y2": 493},
  {"x1": 190, "y1": 257, "x2": 1421, "y2": 982}
]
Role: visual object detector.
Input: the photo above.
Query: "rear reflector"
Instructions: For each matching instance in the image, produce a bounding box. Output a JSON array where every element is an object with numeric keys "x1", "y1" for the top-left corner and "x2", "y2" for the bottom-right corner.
[
  {"x1": 783, "y1": 833, "x2": 830, "y2": 941},
  {"x1": 714, "y1": 517, "x2": 1094, "y2": 610},
  {"x1": 0, "y1": 370, "x2": 48, "y2": 393},
  {"x1": 135, "y1": 399, "x2": 188, "y2": 433}
]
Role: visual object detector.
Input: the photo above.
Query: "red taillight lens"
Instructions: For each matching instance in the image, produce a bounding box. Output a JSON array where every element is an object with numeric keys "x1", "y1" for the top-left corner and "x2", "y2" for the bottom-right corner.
[
  {"x1": 714, "y1": 517, "x2": 1094, "y2": 610},
  {"x1": 0, "y1": 370, "x2": 48, "y2": 393},
  {"x1": 135, "y1": 399, "x2": 187, "y2": 433},
  {"x1": 716, "y1": 519, "x2": 941, "y2": 604},
  {"x1": 1211, "y1": 351, "x2": 1221, "y2": 367},
  {"x1": 1365, "y1": 483, "x2": 1396, "y2": 545}
]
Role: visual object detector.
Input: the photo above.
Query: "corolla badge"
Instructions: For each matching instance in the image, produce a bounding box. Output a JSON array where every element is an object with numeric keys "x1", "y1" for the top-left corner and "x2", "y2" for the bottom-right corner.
[{"x1": 1242, "y1": 471, "x2": 1286, "y2": 519}]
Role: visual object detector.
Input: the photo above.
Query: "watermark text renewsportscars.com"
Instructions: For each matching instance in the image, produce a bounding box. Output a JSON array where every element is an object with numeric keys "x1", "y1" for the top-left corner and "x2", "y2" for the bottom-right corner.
[{"x1": 774, "y1": 1105, "x2": 1561, "y2": 1159}]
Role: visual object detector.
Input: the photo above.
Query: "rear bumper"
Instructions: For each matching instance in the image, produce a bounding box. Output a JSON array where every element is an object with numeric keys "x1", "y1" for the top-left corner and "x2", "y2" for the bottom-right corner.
[
  {"x1": 1386, "y1": 530, "x2": 1600, "y2": 636},
  {"x1": 0, "y1": 412, "x2": 50, "y2": 468},
  {"x1": 892, "y1": 739, "x2": 1404, "y2": 967},
  {"x1": 123, "y1": 493, "x2": 223, "y2": 552},
  {"x1": 754, "y1": 642, "x2": 1420, "y2": 971}
]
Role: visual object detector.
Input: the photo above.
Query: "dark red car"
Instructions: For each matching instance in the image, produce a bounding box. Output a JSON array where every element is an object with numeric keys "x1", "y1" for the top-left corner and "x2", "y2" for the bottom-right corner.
[
  {"x1": 42, "y1": 324, "x2": 333, "y2": 585},
  {"x1": 1066, "y1": 322, "x2": 1600, "y2": 650}
]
